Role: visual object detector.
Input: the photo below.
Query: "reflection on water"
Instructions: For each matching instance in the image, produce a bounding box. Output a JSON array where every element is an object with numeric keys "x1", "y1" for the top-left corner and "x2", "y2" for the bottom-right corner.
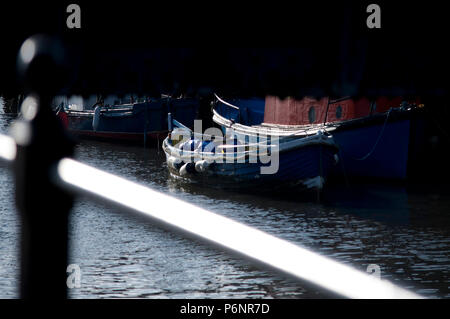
[
  {"x1": 0, "y1": 113, "x2": 449, "y2": 298},
  {"x1": 322, "y1": 184, "x2": 411, "y2": 225}
]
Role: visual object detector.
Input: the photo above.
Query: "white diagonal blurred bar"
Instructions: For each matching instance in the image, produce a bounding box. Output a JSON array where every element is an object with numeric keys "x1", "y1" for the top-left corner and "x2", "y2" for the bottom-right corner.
[
  {"x1": 56, "y1": 157, "x2": 422, "y2": 299},
  {"x1": 0, "y1": 133, "x2": 17, "y2": 162}
]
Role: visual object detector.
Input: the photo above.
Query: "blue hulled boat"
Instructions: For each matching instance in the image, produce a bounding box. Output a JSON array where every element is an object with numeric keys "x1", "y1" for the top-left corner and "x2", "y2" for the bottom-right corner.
[
  {"x1": 212, "y1": 95, "x2": 423, "y2": 180},
  {"x1": 57, "y1": 97, "x2": 199, "y2": 145},
  {"x1": 162, "y1": 119, "x2": 339, "y2": 191}
]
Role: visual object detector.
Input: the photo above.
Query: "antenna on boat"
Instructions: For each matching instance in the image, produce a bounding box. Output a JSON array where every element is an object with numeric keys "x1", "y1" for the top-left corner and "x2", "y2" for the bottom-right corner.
[{"x1": 167, "y1": 112, "x2": 172, "y2": 145}]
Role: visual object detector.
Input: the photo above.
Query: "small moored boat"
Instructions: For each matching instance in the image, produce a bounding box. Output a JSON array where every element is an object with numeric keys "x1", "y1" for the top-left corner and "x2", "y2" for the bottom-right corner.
[
  {"x1": 56, "y1": 96, "x2": 199, "y2": 145},
  {"x1": 162, "y1": 117, "x2": 339, "y2": 192}
]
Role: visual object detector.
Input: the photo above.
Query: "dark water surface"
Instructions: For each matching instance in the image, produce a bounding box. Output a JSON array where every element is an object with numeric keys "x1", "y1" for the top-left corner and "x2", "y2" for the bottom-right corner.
[{"x1": 1, "y1": 112, "x2": 449, "y2": 298}]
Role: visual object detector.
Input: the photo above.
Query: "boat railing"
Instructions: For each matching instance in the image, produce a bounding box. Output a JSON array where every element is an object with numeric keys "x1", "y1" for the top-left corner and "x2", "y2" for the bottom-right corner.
[
  {"x1": 214, "y1": 93, "x2": 240, "y2": 110},
  {"x1": 0, "y1": 36, "x2": 422, "y2": 299},
  {"x1": 213, "y1": 93, "x2": 243, "y2": 124}
]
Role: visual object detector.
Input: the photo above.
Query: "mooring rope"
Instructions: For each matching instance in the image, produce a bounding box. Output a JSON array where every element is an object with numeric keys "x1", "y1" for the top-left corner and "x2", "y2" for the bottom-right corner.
[{"x1": 352, "y1": 108, "x2": 393, "y2": 161}]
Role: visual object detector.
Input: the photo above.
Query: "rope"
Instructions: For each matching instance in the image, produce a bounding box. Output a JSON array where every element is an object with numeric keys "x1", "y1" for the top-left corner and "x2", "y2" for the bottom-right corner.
[{"x1": 352, "y1": 108, "x2": 392, "y2": 161}]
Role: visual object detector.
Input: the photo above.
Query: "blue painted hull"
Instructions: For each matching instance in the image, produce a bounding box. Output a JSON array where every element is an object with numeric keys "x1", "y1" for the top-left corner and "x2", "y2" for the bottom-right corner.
[
  {"x1": 163, "y1": 135, "x2": 338, "y2": 191},
  {"x1": 96, "y1": 102, "x2": 167, "y2": 133},
  {"x1": 65, "y1": 98, "x2": 199, "y2": 142},
  {"x1": 330, "y1": 119, "x2": 410, "y2": 180},
  {"x1": 210, "y1": 144, "x2": 336, "y2": 183}
]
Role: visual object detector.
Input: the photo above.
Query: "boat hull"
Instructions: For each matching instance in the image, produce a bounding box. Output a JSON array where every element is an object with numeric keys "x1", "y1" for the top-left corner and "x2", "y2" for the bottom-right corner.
[
  {"x1": 68, "y1": 129, "x2": 167, "y2": 144},
  {"x1": 213, "y1": 98, "x2": 421, "y2": 181},
  {"x1": 330, "y1": 118, "x2": 410, "y2": 180},
  {"x1": 163, "y1": 135, "x2": 338, "y2": 191},
  {"x1": 63, "y1": 99, "x2": 199, "y2": 144}
]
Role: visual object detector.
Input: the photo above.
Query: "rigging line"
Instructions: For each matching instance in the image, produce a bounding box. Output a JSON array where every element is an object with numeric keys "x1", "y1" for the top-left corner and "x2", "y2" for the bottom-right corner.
[{"x1": 353, "y1": 108, "x2": 392, "y2": 161}]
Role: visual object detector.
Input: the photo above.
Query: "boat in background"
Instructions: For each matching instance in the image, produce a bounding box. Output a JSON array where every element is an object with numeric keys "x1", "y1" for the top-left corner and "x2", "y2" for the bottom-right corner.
[
  {"x1": 56, "y1": 96, "x2": 199, "y2": 145},
  {"x1": 212, "y1": 94, "x2": 424, "y2": 181},
  {"x1": 162, "y1": 117, "x2": 339, "y2": 192}
]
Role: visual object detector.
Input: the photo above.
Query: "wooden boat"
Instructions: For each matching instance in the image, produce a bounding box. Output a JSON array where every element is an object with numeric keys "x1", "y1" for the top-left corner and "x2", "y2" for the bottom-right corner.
[
  {"x1": 56, "y1": 97, "x2": 199, "y2": 145},
  {"x1": 162, "y1": 118, "x2": 339, "y2": 191},
  {"x1": 212, "y1": 95, "x2": 424, "y2": 180}
]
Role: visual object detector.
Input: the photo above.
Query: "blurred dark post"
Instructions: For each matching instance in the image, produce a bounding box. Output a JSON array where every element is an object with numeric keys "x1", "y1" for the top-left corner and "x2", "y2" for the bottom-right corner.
[{"x1": 13, "y1": 35, "x2": 75, "y2": 299}]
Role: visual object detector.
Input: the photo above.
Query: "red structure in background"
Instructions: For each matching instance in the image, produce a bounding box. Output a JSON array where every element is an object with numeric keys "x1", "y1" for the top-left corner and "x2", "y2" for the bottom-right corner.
[
  {"x1": 264, "y1": 96, "x2": 419, "y2": 125},
  {"x1": 263, "y1": 96, "x2": 328, "y2": 125}
]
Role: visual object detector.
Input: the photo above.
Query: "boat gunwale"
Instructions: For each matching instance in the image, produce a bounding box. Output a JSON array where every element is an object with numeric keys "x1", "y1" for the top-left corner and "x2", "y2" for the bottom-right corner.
[
  {"x1": 162, "y1": 133, "x2": 338, "y2": 164},
  {"x1": 212, "y1": 108, "x2": 336, "y2": 137}
]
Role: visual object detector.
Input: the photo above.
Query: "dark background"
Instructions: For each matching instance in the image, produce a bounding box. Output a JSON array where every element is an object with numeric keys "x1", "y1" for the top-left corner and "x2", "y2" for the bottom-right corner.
[{"x1": 0, "y1": 1, "x2": 448, "y2": 99}]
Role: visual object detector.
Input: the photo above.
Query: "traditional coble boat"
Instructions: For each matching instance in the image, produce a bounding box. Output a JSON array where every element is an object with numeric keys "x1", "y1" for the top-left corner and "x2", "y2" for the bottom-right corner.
[
  {"x1": 212, "y1": 94, "x2": 424, "y2": 180},
  {"x1": 56, "y1": 97, "x2": 199, "y2": 145},
  {"x1": 162, "y1": 117, "x2": 339, "y2": 192}
]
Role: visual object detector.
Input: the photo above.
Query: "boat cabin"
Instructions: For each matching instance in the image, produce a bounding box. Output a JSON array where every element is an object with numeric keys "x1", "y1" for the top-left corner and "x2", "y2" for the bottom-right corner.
[{"x1": 216, "y1": 96, "x2": 419, "y2": 127}]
